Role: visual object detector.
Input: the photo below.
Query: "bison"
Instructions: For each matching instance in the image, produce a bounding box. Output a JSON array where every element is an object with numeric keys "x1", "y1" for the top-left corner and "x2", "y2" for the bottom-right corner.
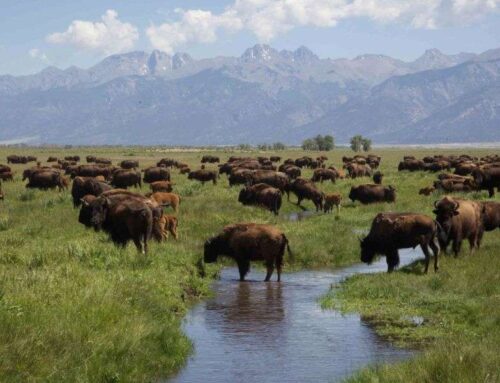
[
  {"x1": 419, "y1": 186, "x2": 436, "y2": 196},
  {"x1": 188, "y1": 169, "x2": 218, "y2": 185},
  {"x1": 71, "y1": 176, "x2": 112, "y2": 207},
  {"x1": 480, "y1": 201, "x2": 500, "y2": 232},
  {"x1": 472, "y1": 167, "x2": 500, "y2": 197},
  {"x1": 26, "y1": 170, "x2": 68, "y2": 191},
  {"x1": 238, "y1": 183, "x2": 282, "y2": 215},
  {"x1": 373, "y1": 171, "x2": 383, "y2": 185},
  {"x1": 204, "y1": 223, "x2": 292, "y2": 281},
  {"x1": 360, "y1": 213, "x2": 441, "y2": 273},
  {"x1": 150, "y1": 181, "x2": 174, "y2": 193},
  {"x1": 286, "y1": 178, "x2": 323, "y2": 211},
  {"x1": 159, "y1": 214, "x2": 179, "y2": 240},
  {"x1": 311, "y1": 168, "x2": 337, "y2": 183},
  {"x1": 349, "y1": 184, "x2": 396, "y2": 204},
  {"x1": 143, "y1": 167, "x2": 171, "y2": 183},
  {"x1": 111, "y1": 169, "x2": 142, "y2": 189},
  {"x1": 149, "y1": 192, "x2": 181, "y2": 212},
  {"x1": 201, "y1": 155, "x2": 220, "y2": 163},
  {"x1": 119, "y1": 160, "x2": 139, "y2": 169},
  {"x1": 323, "y1": 193, "x2": 342, "y2": 214},
  {"x1": 433, "y1": 196, "x2": 483, "y2": 256}
]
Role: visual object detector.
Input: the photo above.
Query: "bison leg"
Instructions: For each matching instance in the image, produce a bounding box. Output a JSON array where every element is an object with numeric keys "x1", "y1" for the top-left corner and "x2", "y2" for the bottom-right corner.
[
  {"x1": 386, "y1": 249, "x2": 400, "y2": 273},
  {"x1": 452, "y1": 239, "x2": 462, "y2": 257},
  {"x1": 237, "y1": 259, "x2": 250, "y2": 281},
  {"x1": 264, "y1": 260, "x2": 274, "y2": 282},
  {"x1": 421, "y1": 244, "x2": 432, "y2": 274},
  {"x1": 275, "y1": 255, "x2": 283, "y2": 282},
  {"x1": 133, "y1": 237, "x2": 144, "y2": 254},
  {"x1": 429, "y1": 239, "x2": 440, "y2": 272},
  {"x1": 488, "y1": 188, "x2": 495, "y2": 198}
]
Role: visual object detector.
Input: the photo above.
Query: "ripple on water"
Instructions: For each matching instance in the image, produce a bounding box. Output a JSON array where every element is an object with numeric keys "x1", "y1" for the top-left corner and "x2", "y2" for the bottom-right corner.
[{"x1": 169, "y1": 249, "x2": 421, "y2": 383}]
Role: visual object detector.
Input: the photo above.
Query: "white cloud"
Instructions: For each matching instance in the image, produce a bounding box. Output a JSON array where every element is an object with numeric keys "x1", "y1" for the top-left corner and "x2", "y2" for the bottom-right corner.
[
  {"x1": 147, "y1": 0, "x2": 500, "y2": 51},
  {"x1": 46, "y1": 10, "x2": 138, "y2": 55},
  {"x1": 28, "y1": 48, "x2": 49, "y2": 63}
]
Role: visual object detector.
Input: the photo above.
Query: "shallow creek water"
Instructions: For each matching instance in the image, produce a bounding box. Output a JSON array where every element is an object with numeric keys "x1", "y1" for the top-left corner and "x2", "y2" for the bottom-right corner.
[{"x1": 169, "y1": 249, "x2": 420, "y2": 383}]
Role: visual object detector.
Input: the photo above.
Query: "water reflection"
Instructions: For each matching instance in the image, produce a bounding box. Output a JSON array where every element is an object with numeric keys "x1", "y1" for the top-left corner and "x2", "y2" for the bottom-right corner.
[{"x1": 170, "y1": 249, "x2": 421, "y2": 383}]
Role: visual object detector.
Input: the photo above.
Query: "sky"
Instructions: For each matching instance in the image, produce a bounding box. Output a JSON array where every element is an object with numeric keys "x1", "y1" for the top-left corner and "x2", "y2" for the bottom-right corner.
[{"x1": 1, "y1": 0, "x2": 499, "y2": 75}]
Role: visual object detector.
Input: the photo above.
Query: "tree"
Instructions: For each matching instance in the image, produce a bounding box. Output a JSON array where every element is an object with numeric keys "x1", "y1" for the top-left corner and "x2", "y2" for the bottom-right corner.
[
  {"x1": 362, "y1": 138, "x2": 372, "y2": 152},
  {"x1": 350, "y1": 135, "x2": 363, "y2": 152},
  {"x1": 301, "y1": 138, "x2": 318, "y2": 151},
  {"x1": 272, "y1": 142, "x2": 286, "y2": 150},
  {"x1": 302, "y1": 135, "x2": 335, "y2": 151}
]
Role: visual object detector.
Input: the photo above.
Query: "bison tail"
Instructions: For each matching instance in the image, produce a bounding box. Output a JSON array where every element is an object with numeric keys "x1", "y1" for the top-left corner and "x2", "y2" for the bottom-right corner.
[{"x1": 282, "y1": 234, "x2": 293, "y2": 260}]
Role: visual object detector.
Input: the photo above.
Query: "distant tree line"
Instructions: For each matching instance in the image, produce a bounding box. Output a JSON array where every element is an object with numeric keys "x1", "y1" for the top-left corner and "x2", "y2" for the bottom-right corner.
[
  {"x1": 256, "y1": 142, "x2": 287, "y2": 151},
  {"x1": 350, "y1": 135, "x2": 372, "y2": 152},
  {"x1": 301, "y1": 135, "x2": 334, "y2": 151}
]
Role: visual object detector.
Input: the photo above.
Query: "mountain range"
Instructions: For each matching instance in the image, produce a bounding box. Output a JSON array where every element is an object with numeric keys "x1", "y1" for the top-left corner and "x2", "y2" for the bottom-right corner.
[{"x1": 0, "y1": 44, "x2": 499, "y2": 145}]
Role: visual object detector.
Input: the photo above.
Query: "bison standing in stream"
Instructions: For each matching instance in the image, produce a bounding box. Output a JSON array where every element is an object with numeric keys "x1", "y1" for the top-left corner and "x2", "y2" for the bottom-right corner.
[
  {"x1": 360, "y1": 213, "x2": 442, "y2": 273},
  {"x1": 204, "y1": 223, "x2": 292, "y2": 282}
]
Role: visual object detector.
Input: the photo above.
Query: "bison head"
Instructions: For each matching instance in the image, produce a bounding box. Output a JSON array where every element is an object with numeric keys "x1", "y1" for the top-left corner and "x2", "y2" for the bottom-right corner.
[
  {"x1": 360, "y1": 237, "x2": 376, "y2": 264},
  {"x1": 433, "y1": 198, "x2": 459, "y2": 239},
  {"x1": 238, "y1": 188, "x2": 252, "y2": 204},
  {"x1": 385, "y1": 186, "x2": 396, "y2": 202},
  {"x1": 78, "y1": 195, "x2": 97, "y2": 227},
  {"x1": 348, "y1": 187, "x2": 357, "y2": 202},
  {"x1": 204, "y1": 236, "x2": 224, "y2": 263},
  {"x1": 90, "y1": 196, "x2": 110, "y2": 231}
]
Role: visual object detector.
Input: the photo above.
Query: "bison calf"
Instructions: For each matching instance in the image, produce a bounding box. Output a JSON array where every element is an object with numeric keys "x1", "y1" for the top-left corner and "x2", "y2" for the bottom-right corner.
[{"x1": 324, "y1": 193, "x2": 342, "y2": 214}]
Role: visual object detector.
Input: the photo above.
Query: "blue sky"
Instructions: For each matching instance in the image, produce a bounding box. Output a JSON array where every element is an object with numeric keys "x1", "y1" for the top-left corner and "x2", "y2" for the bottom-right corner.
[{"x1": 1, "y1": 0, "x2": 499, "y2": 75}]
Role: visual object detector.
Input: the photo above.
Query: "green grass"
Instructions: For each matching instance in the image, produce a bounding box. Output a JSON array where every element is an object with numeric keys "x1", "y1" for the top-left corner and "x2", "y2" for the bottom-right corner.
[
  {"x1": 0, "y1": 146, "x2": 499, "y2": 382},
  {"x1": 322, "y1": 215, "x2": 500, "y2": 382}
]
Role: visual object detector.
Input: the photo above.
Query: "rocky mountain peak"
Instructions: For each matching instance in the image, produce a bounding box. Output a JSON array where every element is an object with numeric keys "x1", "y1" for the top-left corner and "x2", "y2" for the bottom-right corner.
[{"x1": 241, "y1": 44, "x2": 279, "y2": 62}]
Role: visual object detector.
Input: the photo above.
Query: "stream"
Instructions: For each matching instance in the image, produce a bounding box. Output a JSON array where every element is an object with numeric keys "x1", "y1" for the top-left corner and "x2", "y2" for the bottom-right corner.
[{"x1": 169, "y1": 249, "x2": 421, "y2": 383}]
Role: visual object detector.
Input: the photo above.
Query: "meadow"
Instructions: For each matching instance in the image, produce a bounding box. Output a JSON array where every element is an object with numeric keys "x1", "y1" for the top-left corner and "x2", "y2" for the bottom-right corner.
[{"x1": 0, "y1": 146, "x2": 498, "y2": 382}]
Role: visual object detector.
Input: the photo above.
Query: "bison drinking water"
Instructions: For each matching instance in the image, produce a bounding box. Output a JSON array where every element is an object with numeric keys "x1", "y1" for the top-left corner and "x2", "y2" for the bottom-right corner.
[
  {"x1": 204, "y1": 223, "x2": 292, "y2": 282},
  {"x1": 360, "y1": 213, "x2": 441, "y2": 273}
]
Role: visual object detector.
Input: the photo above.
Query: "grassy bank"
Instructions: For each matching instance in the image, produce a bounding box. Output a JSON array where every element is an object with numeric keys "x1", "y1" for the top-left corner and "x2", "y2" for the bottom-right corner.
[
  {"x1": 322, "y1": 222, "x2": 500, "y2": 382},
  {"x1": 0, "y1": 146, "x2": 498, "y2": 381}
]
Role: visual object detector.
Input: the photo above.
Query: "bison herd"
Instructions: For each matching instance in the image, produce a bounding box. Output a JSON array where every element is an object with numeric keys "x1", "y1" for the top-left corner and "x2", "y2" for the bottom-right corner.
[{"x1": 0, "y1": 150, "x2": 499, "y2": 280}]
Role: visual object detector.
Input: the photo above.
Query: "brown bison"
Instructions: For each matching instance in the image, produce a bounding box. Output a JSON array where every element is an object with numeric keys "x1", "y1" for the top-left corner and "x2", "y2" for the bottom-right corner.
[
  {"x1": 47, "y1": 156, "x2": 58, "y2": 162},
  {"x1": 373, "y1": 171, "x2": 383, "y2": 185},
  {"x1": 149, "y1": 192, "x2": 181, "y2": 212},
  {"x1": 419, "y1": 186, "x2": 436, "y2": 196},
  {"x1": 398, "y1": 159, "x2": 424, "y2": 171},
  {"x1": 204, "y1": 223, "x2": 292, "y2": 281},
  {"x1": 323, "y1": 193, "x2": 342, "y2": 214},
  {"x1": 346, "y1": 163, "x2": 372, "y2": 178},
  {"x1": 143, "y1": 167, "x2": 171, "y2": 183},
  {"x1": 311, "y1": 168, "x2": 337, "y2": 183},
  {"x1": 188, "y1": 169, "x2": 218, "y2": 185},
  {"x1": 248, "y1": 170, "x2": 289, "y2": 192},
  {"x1": 86, "y1": 155, "x2": 97, "y2": 163},
  {"x1": 159, "y1": 214, "x2": 179, "y2": 240},
  {"x1": 472, "y1": 167, "x2": 500, "y2": 197},
  {"x1": 71, "y1": 165, "x2": 115, "y2": 180},
  {"x1": 278, "y1": 164, "x2": 301, "y2": 179},
  {"x1": 89, "y1": 195, "x2": 154, "y2": 254},
  {"x1": 228, "y1": 168, "x2": 253, "y2": 186},
  {"x1": 111, "y1": 169, "x2": 142, "y2": 189},
  {"x1": 480, "y1": 201, "x2": 500, "y2": 232},
  {"x1": 433, "y1": 196, "x2": 483, "y2": 256},
  {"x1": 150, "y1": 181, "x2": 174, "y2": 193},
  {"x1": 7, "y1": 155, "x2": 28, "y2": 164},
  {"x1": 201, "y1": 155, "x2": 220, "y2": 163},
  {"x1": 360, "y1": 213, "x2": 441, "y2": 273},
  {"x1": 270, "y1": 156, "x2": 281, "y2": 163},
  {"x1": 64, "y1": 155, "x2": 80, "y2": 162},
  {"x1": 0, "y1": 172, "x2": 14, "y2": 181},
  {"x1": 238, "y1": 183, "x2": 282, "y2": 215},
  {"x1": 71, "y1": 176, "x2": 112, "y2": 207},
  {"x1": 119, "y1": 160, "x2": 139, "y2": 169},
  {"x1": 94, "y1": 157, "x2": 112, "y2": 165},
  {"x1": 286, "y1": 178, "x2": 324, "y2": 211},
  {"x1": 157, "y1": 158, "x2": 178, "y2": 168},
  {"x1": 349, "y1": 184, "x2": 396, "y2": 204},
  {"x1": 26, "y1": 170, "x2": 68, "y2": 191}
]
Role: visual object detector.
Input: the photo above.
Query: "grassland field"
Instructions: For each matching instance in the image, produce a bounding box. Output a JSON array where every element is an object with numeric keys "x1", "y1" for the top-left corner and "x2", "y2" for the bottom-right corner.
[{"x1": 0, "y1": 146, "x2": 498, "y2": 382}]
